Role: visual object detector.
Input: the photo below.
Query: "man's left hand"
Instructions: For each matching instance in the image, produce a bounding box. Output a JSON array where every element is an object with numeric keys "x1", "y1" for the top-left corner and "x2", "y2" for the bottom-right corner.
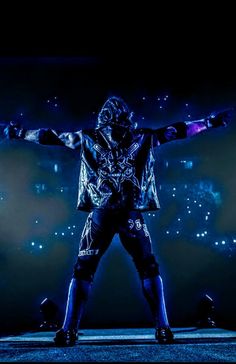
[{"x1": 206, "y1": 108, "x2": 234, "y2": 128}]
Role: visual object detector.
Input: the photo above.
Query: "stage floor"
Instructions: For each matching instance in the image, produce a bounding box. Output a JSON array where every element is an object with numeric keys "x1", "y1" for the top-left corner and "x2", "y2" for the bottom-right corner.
[{"x1": 0, "y1": 327, "x2": 236, "y2": 362}]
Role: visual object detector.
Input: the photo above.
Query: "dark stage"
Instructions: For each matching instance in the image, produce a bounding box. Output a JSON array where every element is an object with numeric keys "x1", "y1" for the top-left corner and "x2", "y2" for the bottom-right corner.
[{"x1": 0, "y1": 327, "x2": 236, "y2": 362}]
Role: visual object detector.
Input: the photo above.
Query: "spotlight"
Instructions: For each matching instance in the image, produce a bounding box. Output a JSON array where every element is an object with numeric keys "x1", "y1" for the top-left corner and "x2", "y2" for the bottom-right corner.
[
  {"x1": 39, "y1": 298, "x2": 59, "y2": 331},
  {"x1": 196, "y1": 294, "x2": 216, "y2": 328}
]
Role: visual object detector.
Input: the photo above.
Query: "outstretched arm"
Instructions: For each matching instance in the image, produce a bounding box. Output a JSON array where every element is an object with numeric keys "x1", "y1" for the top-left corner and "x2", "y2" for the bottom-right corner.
[
  {"x1": 153, "y1": 109, "x2": 232, "y2": 146},
  {"x1": 2, "y1": 122, "x2": 82, "y2": 150}
]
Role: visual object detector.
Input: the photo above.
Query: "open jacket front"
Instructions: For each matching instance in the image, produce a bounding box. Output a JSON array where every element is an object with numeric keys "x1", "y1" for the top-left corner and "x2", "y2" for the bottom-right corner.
[{"x1": 21, "y1": 122, "x2": 189, "y2": 212}]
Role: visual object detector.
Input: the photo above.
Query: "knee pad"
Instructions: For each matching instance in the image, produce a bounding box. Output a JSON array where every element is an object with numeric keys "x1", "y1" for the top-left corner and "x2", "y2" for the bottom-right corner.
[
  {"x1": 73, "y1": 257, "x2": 98, "y2": 282},
  {"x1": 135, "y1": 254, "x2": 160, "y2": 279}
]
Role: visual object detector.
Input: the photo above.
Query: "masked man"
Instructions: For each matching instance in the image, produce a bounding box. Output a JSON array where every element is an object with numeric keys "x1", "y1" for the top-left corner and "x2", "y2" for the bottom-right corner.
[{"x1": 3, "y1": 96, "x2": 231, "y2": 345}]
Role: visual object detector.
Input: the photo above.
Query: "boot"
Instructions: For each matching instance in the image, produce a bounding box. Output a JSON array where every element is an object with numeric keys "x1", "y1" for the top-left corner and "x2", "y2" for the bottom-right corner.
[
  {"x1": 54, "y1": 328, "x2": 78, "y2": 346},
  {"x1": 155, "y1": 326, "x2": 174, "y2": 344}
]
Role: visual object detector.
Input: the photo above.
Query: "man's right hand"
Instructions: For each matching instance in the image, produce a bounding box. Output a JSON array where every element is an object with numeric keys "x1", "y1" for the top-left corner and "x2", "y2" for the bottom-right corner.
[{"x1": 4, "y1": 121, "x2": 25, "y2": 139}]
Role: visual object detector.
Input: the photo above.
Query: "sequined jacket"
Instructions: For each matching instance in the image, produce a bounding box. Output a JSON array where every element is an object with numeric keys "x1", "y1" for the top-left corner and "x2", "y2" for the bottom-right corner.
[{"x1": 11, "y1": 120, "x2": 209, "y2": 211}]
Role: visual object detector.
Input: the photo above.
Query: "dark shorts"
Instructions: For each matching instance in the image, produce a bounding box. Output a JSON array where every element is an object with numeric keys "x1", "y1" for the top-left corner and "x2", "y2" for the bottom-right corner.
[{"x1": 73, "y1": 209, "x2": 159, "y2": 280}]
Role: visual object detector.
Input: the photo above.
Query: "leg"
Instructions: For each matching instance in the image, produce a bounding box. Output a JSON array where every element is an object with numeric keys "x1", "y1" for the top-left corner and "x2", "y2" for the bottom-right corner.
[
  {"x1": 54, "y1": 210, "x2": 115, "y2": 346},
  {"x1": 142, "y1": 273, "x2": 174, "y2": 343},
  {"x1": 119, "y1": 211, "x2": 174, "y2": 343},
  {"x1": 55, "y1": 275, "x2": 92, "y2": 346}
]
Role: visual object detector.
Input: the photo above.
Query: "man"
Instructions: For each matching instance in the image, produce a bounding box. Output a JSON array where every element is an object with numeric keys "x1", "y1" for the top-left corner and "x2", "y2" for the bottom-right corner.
[{"x1": 3, "y1": 96, "x2": 231, "y2": 346}]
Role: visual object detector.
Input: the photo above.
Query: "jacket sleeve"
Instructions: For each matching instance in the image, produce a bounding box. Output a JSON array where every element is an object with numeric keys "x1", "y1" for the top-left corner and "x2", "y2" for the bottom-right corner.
[
  {"x1": 23, "y1": 128, "x2": 83, "y2": 150},
  {"x1": 152, "y1": 108, "x2": 232, "y2": 146},
  {"x1": 152, "y1": 121, "x2": 188, "y2": 146},
  {"x1": 152, "y1": 118, "x2": 221, "y2": 147}
]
